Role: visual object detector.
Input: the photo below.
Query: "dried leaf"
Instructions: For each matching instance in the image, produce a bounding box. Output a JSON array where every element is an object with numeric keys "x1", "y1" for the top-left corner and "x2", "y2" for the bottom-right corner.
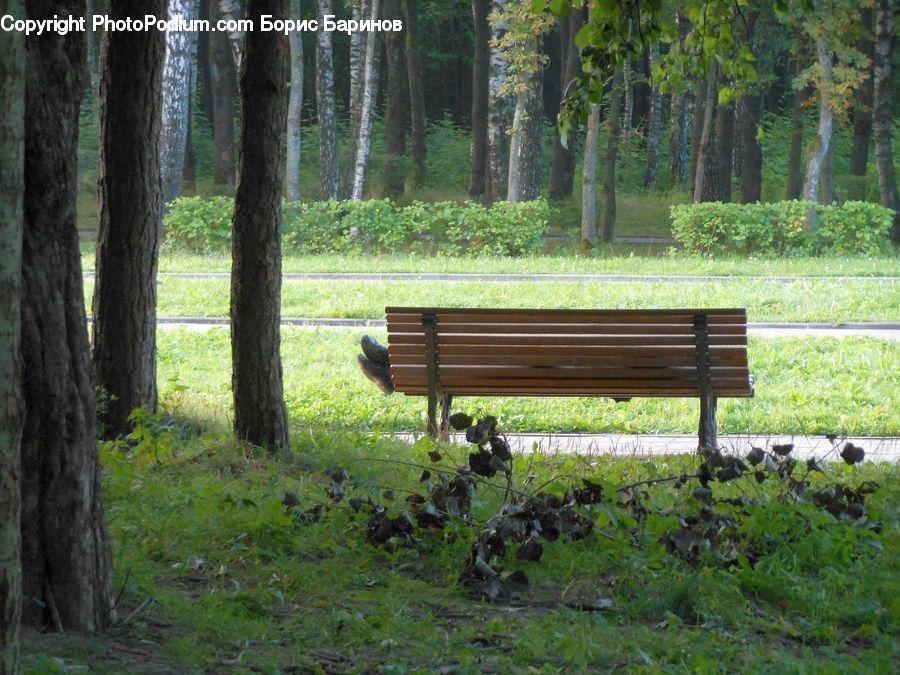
[
  {"x1": 747, "y1": 446, "x2": 765, "y2": 466},
  {"x1": 840, "y1": 442, "x2": 865, "y2": 465},
  {"x1": 516, "y1": 539, "x2": 543, "y2": 562},
  {"x1": 772, "y1": 443, "x2": 794, "y2": 457},
  {"x1": 448, "y1": 412, "x2": 474, "y2": 430}
]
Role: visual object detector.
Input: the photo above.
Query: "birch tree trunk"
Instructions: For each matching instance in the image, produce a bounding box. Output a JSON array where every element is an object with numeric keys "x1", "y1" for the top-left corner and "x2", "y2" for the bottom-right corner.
[
  {"x1": 345, "y1": 0, "x2": 364, "y2": 190},
  {"x1": 0, "y1": 1, "x2": 25, "y2": 666},
  {"x1": 231, "y1": 0, "x2": 290, "y2": 452},
  {"x1": 384, "y1": 0, "x2": 408, "y2": 197},
  {"x1": 603, "y1": 68, "x2": 623, "y2": 242},
  {"x1": 316, "y1": 0, "x2": 339, "y2": 199},
  {"x1": 469, "y1": 0, "x2": 490, "y2": 197},
  {"x1": 643, "y1": 40, "x2": 662, "y2": 187},
  {"x1": 161, "y1": 0, "x2": 198, "y2": 205},
  {"x1": 351, "y1": 0, "x2": 381, "y2": 200},
  {"x1": 581, "y1": 103, "x2": 600, "y2": 246},
  {"x1": 210, "y1": 1, "x2": 236, "y2": 185},
  {"x1": 218, "y1": 0, "x2": 244, "y2": 73},
  {"x1": 803, "y1": 38, "x2": 833, "y2": 229},
  {"x1": 22, "y1": 0, "x2": 115, "y2": 632},
  {"x1": 507, "y1": 64, "x2": 543, "y2": 203},
  {"x1": 403, "y1": 0, "x2": 426, "y2": 191},
  {"x1": 93, "y1": 0, "x2": 166, "y2": 439},
  {"x1": 485, "y1": 0, "x2": 509, "y2": 203},
  {"x1": 286, "y1": 0, "x2": 303, "y2": 201},
  {"x1": 548, "y1": 7, "x2": 583, "y2": 199},
  {"x1": 693, "y1": 61, "x2": 718, "y2": 203}
]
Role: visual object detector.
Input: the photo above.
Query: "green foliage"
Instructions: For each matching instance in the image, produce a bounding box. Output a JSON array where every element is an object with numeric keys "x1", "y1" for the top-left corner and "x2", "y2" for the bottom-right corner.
[
  {"x1": 671, "y1": 200, "x2": 894, "y2": 255},
  {"x1": 164, "y1": 197, "x2": 551, "y2": 257}
]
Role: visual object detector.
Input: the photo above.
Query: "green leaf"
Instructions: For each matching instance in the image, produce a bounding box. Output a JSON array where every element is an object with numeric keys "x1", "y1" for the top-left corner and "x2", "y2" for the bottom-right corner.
[{"x1": 718, "y1": 85, "x2": 732, "y2": 106}]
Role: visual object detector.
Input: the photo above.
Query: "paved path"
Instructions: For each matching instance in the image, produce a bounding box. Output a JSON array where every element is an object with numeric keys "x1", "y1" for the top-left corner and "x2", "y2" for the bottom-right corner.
[
  {"x1": 389, "y1": 432, "x2": 900, "y2": 463},
  {"x1": 84, "y1": 271, "x2": 899, "y2": 283}
]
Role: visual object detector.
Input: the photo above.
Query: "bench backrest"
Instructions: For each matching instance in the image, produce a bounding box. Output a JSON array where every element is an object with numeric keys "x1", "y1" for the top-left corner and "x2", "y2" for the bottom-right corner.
[{"x1": 385, "y1": 307, "x2": 753, "y2": 398}]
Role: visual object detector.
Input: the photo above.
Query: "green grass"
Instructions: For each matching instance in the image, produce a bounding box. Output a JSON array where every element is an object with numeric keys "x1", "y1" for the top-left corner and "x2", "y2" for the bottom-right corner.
[
  {"x1": 23, "y1": 428, "x2": 899, "y2": 673},
  {"x1": 80, "y1": 245, "x2": 900, "y2": 277},
  {"x1": 80, "y1": 275, "x2": 900, "y2": 323},
  {"x1": 154, "y1": 328, "x2": 900, "y2": 436}
]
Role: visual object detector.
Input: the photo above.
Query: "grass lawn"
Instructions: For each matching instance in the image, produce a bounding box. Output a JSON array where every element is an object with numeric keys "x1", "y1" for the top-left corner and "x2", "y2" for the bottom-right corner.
[
  {"x1": 23, "y1": 429, "x2": 899, "y2": 673},
  {"x1": 153, "y1": 328, "x2": 900, "y2": 437}
]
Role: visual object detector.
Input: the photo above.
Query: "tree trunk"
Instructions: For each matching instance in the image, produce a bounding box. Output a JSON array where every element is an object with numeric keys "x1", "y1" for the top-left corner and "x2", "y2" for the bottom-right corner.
[
  {"x1": 581, "y1": 103, "x2": 600, "y2": 245},
  {"x1": 0, "y1": 1, "x2": 25, "y2": 666},
  {"x1": 732, "y1": 98, "x2": 744, "y2": 180},
  {"x1": 786, "y1": 50, "x2": 806, "y2": 200},
  {"x1": 485, "y1": 0, "x2": 510, "y2": 203},
  {"x1": 803, "y1": 38, "x2": 833, "y2": 229},
  {"x1": 160, "y1": 0, "x2": 198, "y2": 205},
  {"x1": 643, "y1": 40, "x2": 662, "y2": 187},
  {"x1": 349, "y1": 1, "x2": 362, "y2": 124},
  {"x1": 669, "y1": 93, "x2": 688, "y2": 185},
  {"x1": 618, "y1": 59, "x2": 633, "y2": 188},
  {"x1": 693, "y1": 61, "x2": 718, "y2": 203},
  {"x1": 210, "y1": 0, "x2": 236, "y2": 186},
  {"x1": 316, "y1": 0, "x2": 339, "y2": 199},
  {"x1": 468, "y1": 0, "x2": 490, "y2": 197},
  {"x1": 231, "y1": 0, "x2": 290, "y2": 452},
  {"x1": 507, "y1": 62, "x2": 543, "y2": 203},
  {"x1": 741, "y1": 93, "x2": 763, "y2": 203},
  {"x1": 218, "y1": 0, "x2": 244, "y2": 73},
  {"x1": 873, "y1": 0, "x2": 900, "y2": 242},
  {"x1": 384, "y1": 0, "x2": 408, "y2": 198},
  {"x1": 548, "y1": 8, "x2": 583, "y2": 199},
  {"x1": 286, "y1": 0, "x2": 303, "y2": 201},
  {"x1": 849, "y1": 5, "x2": 874, "y2": 196},
  {"x1": 93, "y1": 0, "x2": 165, "y2": 440},
  {"x1": 821, "y1": 142, "x2": 835, "y2": 204},
  {"x1": 715, "y1": 95, "x2": 733, "y2": 201},
  {"x1": 403, "y1": 0, "x2": 427, "y2": 191},
  {"x1": 22, "y1": 0, "x2": 115, "y2": 633},
  {"x1": 688, "y1": 86, "x2": 705, "y2": 196},
  {"x1": 603, "y1": 68, "x2": 623, "y2": 243},
  {"x1": 351, "y1": 0, "x2": 381, "y2": 200}
]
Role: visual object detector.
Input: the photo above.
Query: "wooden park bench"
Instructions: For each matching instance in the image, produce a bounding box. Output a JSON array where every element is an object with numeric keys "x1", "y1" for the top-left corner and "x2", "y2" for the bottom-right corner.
[{"x1": 385, "y1": 307, "x2": 754, "y2": 449}]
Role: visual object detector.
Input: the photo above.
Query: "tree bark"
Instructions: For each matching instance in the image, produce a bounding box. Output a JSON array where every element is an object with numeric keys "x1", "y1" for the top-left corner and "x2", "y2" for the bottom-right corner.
[
  {"x1": 348, "y1": 1, "x2": 362, "y2": 126},
  {"x1": 693, "y1": 61, "x2": 718, "y2": 203},
  {"x1": 160, "y1": 0, "x2": 198, "y2": 205},
  {"x1": 741, "y1": 93, "x2": 762, "y2": 203},
  {"x1": 286, "y1": 0, "x2": 303, "y2": 201},
  {"x1": 715, "y1": 95, "x2": 733, "y2": 201},
  {"x1": 231, "y1": 0, "x2": 290, "y2": 452},
  {"x1": 93, "y1": 0, "x2": 165, "y2": 439},
  {"x1": 350, "y1": 0, "x2": 381, "y2": 200},
  {"x1": 383, "y1": 0, "x2": 408, "y2": 198},
  {"x1": 786, "y1": 50, "x2": 806, "y2": 200},
  {"x1": 803, "y1": 38, "x2": 833, "y2": 229},
  {"x1": 210, "y1": 0, "x2": 237, "y2": 186},
  {"x1": 643, "y1": 40, "x2": 662, "y2": 187},
  {"x1": 403, "y1": 0, "x2": 426, "y2": 191},
  {"x1": 669, "y1": 93, "x2": 689, "y2": 185},
  {"x1": 603, "y1": 68, "x2": 623, "y2": 243},
  {"x1": 688, "y1": 86, "x2": 705, "y2": 197},
  {"x1": 485, "y1": 0, "x2": 510, "y2": 203},
  {"x1": 316, "y1": 0, "x2": 339, "y2": 199},
  {"x1": 849, "y1": 5, "x2": 874, "y2": 193},
  {"x1": 0, "y1": 1, "x2": 25, "y2": 667},
  {"x1": 22, "y1": 0, "x2": 115, "y2": 633},
  {"x1": 508, "y1": 50, "x2": 543, "y2": 203},
  {"x1": 581, "y1": 103, "x2": 600, "y2": 245},
  {"x1": 218, "y1": 0, "x2": 244, "y2": 73},
  {"x1": 873, "y1": 0, "x2": 900, "y2": 242},
  {"x1": 468, "y1": 0, "x2": 490, "y2": 197},
  {"x1": 548, "y1": 8, "x2": 583, "y2": 199}
]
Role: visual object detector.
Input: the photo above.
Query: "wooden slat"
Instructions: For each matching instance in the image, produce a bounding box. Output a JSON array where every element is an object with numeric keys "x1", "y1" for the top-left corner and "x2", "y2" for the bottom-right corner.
[
  {"x1": 386, "y1": 322, "x2": 747, "y2": 336},
  {"x1": 398, "y1": 387, "x2": 754, "y2": 397},
  {"x1": 393, "y1": 376, "x2": 751, "y2": 389},
  {"x1": 386, "y1": 306, "x2": 745, "y2": 318},
  {"x1": 389, "y1": 333, "x2": 747, "y2": 347},
  {"x1": 391, "y1": 365, "x2": 749, "y2": 380},
  {"x1": 389, "y1": 353, "x2": 746, "y2": 368},
  {"x1": 388, "y1": 343, "x2": 748, "y2": 358}
]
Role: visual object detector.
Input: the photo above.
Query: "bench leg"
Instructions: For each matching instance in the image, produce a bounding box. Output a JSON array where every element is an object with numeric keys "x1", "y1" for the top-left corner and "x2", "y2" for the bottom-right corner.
[
  {"x1": 438, "y1": 394, "x2": 453, "y2": 442},
  {"x1": 426, "y1": 391, "x2": 438, "y2": 439},
  {"x1": 698, "y1": 394, "x2": 718, "y2": 451}
]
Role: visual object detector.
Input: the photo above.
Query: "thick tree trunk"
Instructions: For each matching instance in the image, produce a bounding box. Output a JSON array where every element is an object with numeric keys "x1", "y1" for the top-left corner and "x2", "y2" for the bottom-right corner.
[
  {"x1": 383, "y1": 0, "x2": 408, "y2": 198},
  {"x1": 0, "y1": 1, "x2": 25, "y2": 667},
  {"x1": 603, "y1": 68, "x2": 623, "y2": 243},
  {"x1": 485, "y1": 0, "x2": 510, "y2": 203},
  {"x1": 821, "y1": 143, "x2": 836, "y2": 204},
  {"x1": 316, "y1": 0, "x2": 339, "y2": 199},
  {"x1": 403, "y1": 0, "x2": 426, "y2": 191},
  {"x1": 218, "y1": 0, "x2": 244, "y2": 73},
  {"x1": 548, "y1": 8, "x2": 583, "y2": 199},
  {"x1": 507, "y1": 63, "x2": 543, "y2": 203},
  {"x1": 286, "y1": 0, "x2": 303, "y2": 201},
  {"x1": 351, "y1": 0, "x2": 381, "y2": 200},
  {"x1": 468, "y1": 0, "x2": 490, "y2": 196},
  {"x1": 803, "y1": 38, "x2": 833, "y2": 229},
  {"x1": 93, "y1": 0, "x2": 165, "y2": 439},
  {"x1": 643, "y1": 40, "x2": 662, "y2": 187},
  {"x1": 693, "y1": 61, "x2": 718, "y2": 203},
  {"x1": 873, "y1": 0, "x2": 900, "y2": 242},
  {"x1": 210, "y1": 1, "x2": 236, "y2": 186},
  {"x1": 160, "y1": 0, "x2": 198, "y2": 205},
  {"x1": 786, "y1": 52, "x2": 806, "y2": 200},
  {"x1": 231, "y1": 0, "x2": 290, "y2": 452},
  {"x1": 22, "y1": 0, "x2": 115, "y2": 633},
  {"x1": 581, "y1": 103, "x2": 600, "y2": 245},
  {"x1": 849, "y1": 5, "x2": 874, "y2": 194},
  {"x1": 715, "y1": 96, "x2": 733, "y2": 201},
  {"x1": 741, "y1": 93, "x2": 763, "y2": 203}
]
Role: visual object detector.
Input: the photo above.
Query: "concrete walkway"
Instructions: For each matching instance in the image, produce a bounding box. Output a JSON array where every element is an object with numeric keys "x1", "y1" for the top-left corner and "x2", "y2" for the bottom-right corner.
[{"x1": 390, "y1": 431, "x2": 900, "y2": 463}]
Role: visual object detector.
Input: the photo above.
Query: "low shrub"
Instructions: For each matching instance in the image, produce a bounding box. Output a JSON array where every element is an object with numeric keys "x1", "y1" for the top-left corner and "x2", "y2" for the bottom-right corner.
[
  {"x1": 164, "y1": 197, "x2": 550, "y2": 257},
  {"x1": 670, "y1": 200, "x2": 893, "y2": 255}
]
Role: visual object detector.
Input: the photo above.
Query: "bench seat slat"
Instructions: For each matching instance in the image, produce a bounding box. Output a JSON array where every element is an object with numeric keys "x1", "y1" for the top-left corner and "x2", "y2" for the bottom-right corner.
[
  {"x1": 389, "y1": 354, "x2": 746, "y2": 368},
  {"x1": 389, "y1": 333, "x2": 747, "y2": 347},
  {"x1": 397, "y1": 387, "x2": 754, "y2": 397},
  {"x1": 386, "y1": 306, "x2": 745, "y2": 318},
  {"x1": 386, "y1": 322, "x2": 747, "y2": 336},
  {"x1": 391, "y1": 365, "x2": 749, "y2": 380},
  {"x1": 388, "y1": 343, "x2": 748, "y2": 359}
]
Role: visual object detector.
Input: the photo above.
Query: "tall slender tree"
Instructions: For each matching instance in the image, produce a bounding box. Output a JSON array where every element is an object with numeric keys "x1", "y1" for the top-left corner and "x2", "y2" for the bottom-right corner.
[
  {"x1": 210, "y1": 0, "x2": 237, "y2": 186},
  {"x1": 485, "y1": 0, "x2": 510, "y2": 202},
  {"x1": 383, "y1": 0, "x2": 408, "y2": 197},
  {"x1": 848, "y1": 5, "x2": 874, "y2": 198},
  {"x1": 603, "y1": 67, "x2": 623, "y2": 242},
  {"x1": 715, "y1": 95, "x2": 734, "y2": 201},
  {"x1": 231, "y1": 0, "x2": 290, "y2": 452},
  {"x1": 93, "y1": 0, "x2": 166, "y2": 439},
  {"x1": 643, "y1": 39, "x2": 662, "y2": 186},
  {"x1": 469, "y1": 0, "x2": 490, "y2": 197},
  {"x1": 693, "y1": 61, "x2": 718, "y2": 203},
  {"x1": 548, "y1": 7, "x2": 583, "y2": 199},
  {"x1": 286, "y1": 0, "x2": 303, "y2": 201},
  {"x1": 218, "y1": 0, "x2": 244, "y2": 72},
  {"x1": 785, "y1": 46, "x2": 806, "y2": 199},
  {"x1": 802, "y1": 37, "x2": 833, "y2": 227},
  {"x1": 403, "y1": 0, "x2": 427, "y2": 190},
  {"x1": 350, "y1": 0, "x2": 381, "y2": 199},
  {"x1": 580, "y1": 102, "x2": 600, "y2": 246},
  {"x1": 873, "y1": 0, "x2": 899, "y2": 242},
  {"x1": 507, "y1": 57, "x2": 543, "y2": 202},
  {"x1": 22, "y1": 0, "x2": 115, "y2": 632},
  {"x1": 0, "y1": 0, "x2": 25, "y2": 667},
  {"x1": 316, "y1": 0, "x2": 340, "y2": 199}
]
